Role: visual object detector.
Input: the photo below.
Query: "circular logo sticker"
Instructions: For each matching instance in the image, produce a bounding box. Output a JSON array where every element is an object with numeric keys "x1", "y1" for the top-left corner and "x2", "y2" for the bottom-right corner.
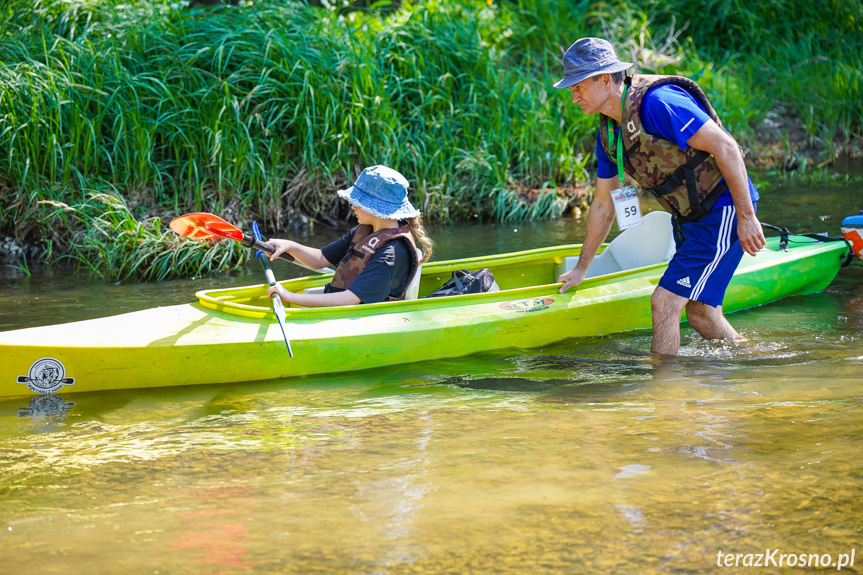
[{"x1": 18, "y1": 358, "x2": 75, "y2": 394}]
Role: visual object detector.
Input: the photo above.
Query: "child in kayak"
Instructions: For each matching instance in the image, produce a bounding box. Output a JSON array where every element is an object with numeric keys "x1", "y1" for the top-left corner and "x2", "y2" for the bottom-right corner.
[{"x1": 266, "y1": 165, "x2": 433, "y2": 307}]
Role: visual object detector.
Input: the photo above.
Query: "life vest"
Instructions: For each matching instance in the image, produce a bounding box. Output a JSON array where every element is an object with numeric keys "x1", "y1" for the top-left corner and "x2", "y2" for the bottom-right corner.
[
  {"x1": 327, "y1": 224, "x2": 419, "y2": 301},
  {"x1": 600, "y1": 74, "x2": 731, "y2": 223}
]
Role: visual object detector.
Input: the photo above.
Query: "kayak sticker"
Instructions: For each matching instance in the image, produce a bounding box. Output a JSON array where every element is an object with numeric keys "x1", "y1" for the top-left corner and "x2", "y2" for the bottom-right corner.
[
  {"x1": 17, "y1": 358, "x2": 75, "y2": 394},
  {"x1": 499, "y1": 297, "x2": 554, "y2": 313}
]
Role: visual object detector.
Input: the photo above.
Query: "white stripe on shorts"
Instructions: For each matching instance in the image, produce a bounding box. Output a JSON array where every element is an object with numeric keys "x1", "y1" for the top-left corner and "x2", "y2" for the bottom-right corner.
[{"x1": 690, "y1": 206, "x2": 735, "y2": 301}]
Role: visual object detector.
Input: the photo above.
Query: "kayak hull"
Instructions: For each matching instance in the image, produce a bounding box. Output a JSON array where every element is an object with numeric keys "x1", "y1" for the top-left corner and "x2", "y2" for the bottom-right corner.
[{"x1": 0, "y1": 236, "x2": 849, "y2": 398}]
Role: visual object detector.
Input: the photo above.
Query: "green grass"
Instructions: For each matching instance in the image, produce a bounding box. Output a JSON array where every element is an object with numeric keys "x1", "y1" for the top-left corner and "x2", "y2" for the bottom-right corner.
[
  {"x1": 0, "y1": 0, "x2": 859, "y2": 280},
  {"x1": 41, "y1": 189, "x2": 246, "y2": 281}
]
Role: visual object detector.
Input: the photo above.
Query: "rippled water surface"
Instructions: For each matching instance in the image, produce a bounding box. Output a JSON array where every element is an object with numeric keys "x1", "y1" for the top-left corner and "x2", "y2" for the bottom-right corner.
[{"x1": 1, "y1": 181, "x2": 862, "y2": 574}]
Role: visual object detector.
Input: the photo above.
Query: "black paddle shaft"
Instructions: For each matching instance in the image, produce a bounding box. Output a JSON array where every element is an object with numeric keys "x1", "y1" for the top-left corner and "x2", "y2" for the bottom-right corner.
[{"x1": 239, "y1": 234, "x2": 298, "y2": 264}]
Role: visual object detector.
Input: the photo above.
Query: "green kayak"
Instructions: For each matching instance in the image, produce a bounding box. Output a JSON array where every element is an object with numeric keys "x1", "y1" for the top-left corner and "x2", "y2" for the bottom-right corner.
[{"x1": 0, "y1": 215, "x2": 850, "y2": 398}]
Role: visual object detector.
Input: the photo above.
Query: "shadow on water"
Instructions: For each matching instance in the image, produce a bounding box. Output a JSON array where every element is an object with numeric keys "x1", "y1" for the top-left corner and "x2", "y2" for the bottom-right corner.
[
  {"x1": 439, "y1": 353, "x2": 649, "y2": 393},
  {"x1": 441, "y1": 376, "x2": 570, "y2": 392}
]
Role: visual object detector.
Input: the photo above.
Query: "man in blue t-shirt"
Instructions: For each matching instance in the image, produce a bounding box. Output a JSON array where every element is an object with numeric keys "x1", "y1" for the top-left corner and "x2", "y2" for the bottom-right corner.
[{"x1": 553, "y1": 38, "x2": 766, "y2": 355}]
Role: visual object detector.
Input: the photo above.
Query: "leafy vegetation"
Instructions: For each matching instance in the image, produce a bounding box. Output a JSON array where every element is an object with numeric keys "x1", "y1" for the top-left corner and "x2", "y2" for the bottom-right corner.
[
  {"x1": 41, "y1": 190, "x2": 247, "y2": 281},
  {"x1": 0, "y1": 0, "x2": 859, "y2": 280}
]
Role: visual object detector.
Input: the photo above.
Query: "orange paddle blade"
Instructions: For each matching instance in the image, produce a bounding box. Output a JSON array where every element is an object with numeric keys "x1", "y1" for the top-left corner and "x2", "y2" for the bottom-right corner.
[
  {"x1": 169, "y1": 213, "x2": 245, "y2": 241},
  {"x1": 842, "y1": 228, "x2": 863, "y2": 258}
]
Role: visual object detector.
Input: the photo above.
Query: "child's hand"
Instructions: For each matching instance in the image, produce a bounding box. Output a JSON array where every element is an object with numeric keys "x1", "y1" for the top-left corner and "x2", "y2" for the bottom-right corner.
[
  {"x1": 266, "y1": 239, "x2": 294, "y2": 261},
  {"x1": 267, "y1": 282, "x2": 291, "y2": 303}
]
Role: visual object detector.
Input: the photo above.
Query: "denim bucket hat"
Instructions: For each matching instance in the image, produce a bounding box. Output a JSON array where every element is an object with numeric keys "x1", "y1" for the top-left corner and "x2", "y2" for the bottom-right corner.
[
  {"x1": 337, "y1": 165, "x2": 420, "y2": 220},
  {"x1": 553, "y1": 37, "x2": 633, "y2": 89}
]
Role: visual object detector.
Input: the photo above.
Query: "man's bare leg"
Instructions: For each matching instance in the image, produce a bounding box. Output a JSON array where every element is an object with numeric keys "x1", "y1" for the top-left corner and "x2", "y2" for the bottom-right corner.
[
  {"x1": 685, "y1": 301, "x2": 744, "y2": 341},
  {"x1": 650, "y1": 286, "x2": 689, "y2": 355}
]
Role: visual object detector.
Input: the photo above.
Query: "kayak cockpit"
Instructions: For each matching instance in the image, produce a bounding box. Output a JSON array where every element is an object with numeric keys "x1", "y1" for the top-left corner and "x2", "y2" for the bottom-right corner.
[
  {"x1": 194, "y1": 243, "x2": 587, "y2": 318},
  {"x1": 195, "y1": 212, "x2": 682, "y2": 319}
]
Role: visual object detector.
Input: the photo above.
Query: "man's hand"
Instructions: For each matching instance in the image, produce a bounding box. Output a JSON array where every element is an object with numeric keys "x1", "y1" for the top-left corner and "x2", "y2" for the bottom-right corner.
[
  {"x1": 558, "y1": 267, "x2": 587, "y2": 293},
  {"x1": 737, "y1": 215, "x2": 766, "y2": 256}
]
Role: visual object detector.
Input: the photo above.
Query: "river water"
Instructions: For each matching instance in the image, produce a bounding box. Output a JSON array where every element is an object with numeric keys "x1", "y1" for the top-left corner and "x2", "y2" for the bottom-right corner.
[{"x1": 1, "y1": 181, "x2": 861, "y2": 574}]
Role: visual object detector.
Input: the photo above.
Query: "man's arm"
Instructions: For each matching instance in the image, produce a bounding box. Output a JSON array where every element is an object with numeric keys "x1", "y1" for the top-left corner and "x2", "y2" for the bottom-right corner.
[
  {"x1": 558, "y1": 176, "x2": 618, "y2": 293},
  {"x1": 686, "y1": 120, "x2": 766, "y2": 256}
]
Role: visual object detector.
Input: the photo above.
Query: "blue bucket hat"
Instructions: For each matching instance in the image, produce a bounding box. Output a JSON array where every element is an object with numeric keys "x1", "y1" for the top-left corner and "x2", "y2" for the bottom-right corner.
[
  {"x1": 337, "y1": 165, "x2": 420, "y2": 220},
  {"x1": 553, "y1": 38, "x2": 633, "y2": 89}
]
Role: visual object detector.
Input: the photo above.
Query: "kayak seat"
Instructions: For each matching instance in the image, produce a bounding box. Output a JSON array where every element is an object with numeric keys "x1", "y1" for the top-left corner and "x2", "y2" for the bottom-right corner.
[
  {"x1": 404, "y1": 263, "x2": 422, "y2": 300},
  {"x1": 404, "y1": 248, "x2": 424, "y2": 300},
  {"x1": 554, "y1": 211, "x2": 676, "y2": 280}
]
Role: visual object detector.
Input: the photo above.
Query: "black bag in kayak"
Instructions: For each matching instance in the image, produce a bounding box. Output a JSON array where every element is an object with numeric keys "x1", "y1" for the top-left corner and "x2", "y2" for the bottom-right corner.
[{"x1": 421, "y1": 268, "x2": 500, "y2": 298}]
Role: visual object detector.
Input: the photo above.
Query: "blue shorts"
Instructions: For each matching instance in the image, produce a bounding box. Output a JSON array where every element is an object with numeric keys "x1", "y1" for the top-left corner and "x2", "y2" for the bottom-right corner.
[{"x1": 659, "y1": 204, "x2": 753, "y2": 307}]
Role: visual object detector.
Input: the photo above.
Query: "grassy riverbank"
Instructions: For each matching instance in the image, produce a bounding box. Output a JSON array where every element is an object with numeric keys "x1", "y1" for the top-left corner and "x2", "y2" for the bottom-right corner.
[{"x1": 1, "y1": 0, "x2": 860, "y2": 280}]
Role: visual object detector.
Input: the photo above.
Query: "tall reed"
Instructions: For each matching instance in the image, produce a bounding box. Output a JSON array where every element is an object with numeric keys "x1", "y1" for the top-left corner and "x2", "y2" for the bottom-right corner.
[
  {"x1": 0, "y1": 0, "x2": 859, "y2": 280},
  {"x1": 41, "y1": 190, "x2": 247, "y2": 282}
]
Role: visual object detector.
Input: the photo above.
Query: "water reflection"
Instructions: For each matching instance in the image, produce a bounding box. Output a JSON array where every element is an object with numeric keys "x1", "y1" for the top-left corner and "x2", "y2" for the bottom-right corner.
[
  {"x1": 17, "y1": 394, "x2": 76, "y2": 420},
  {"x1": 169, "y1": 482, "x2": 255, "y2": 572}
]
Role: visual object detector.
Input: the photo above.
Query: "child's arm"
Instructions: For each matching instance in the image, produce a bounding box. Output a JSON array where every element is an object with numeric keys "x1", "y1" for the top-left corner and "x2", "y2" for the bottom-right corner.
[
  {"x1": 267, "y1": 283, "x2": 361, "y2": 308},
  {"x1": 266, "y1": 239, "x2": 332, "y2": 270}
]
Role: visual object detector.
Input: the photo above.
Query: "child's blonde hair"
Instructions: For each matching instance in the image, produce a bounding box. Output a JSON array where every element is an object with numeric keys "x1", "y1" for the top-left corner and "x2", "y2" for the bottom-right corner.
[{"x1": 406, "y1": 216, "x2": 433, "y2": 263}]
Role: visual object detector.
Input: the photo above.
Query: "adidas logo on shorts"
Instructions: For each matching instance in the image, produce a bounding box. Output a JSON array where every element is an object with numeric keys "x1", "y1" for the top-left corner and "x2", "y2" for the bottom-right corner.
[{"x1": 677, "y1": 276, "x2": 692, "y2": 288}]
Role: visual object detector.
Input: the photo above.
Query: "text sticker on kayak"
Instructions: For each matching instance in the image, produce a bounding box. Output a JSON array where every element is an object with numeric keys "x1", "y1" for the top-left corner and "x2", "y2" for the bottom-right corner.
[{"x1": 611, "y1": 186, "x2": 643, "y2": 230}]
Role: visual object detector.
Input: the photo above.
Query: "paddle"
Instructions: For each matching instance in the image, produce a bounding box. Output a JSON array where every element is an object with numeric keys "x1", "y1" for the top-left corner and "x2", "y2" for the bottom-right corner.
[
  {"x1": 169, "y1": 212, "x2": 333, "y2": 274},
  {"x1": 252, "y1": 221, "x2": 293, "y2": 357}
]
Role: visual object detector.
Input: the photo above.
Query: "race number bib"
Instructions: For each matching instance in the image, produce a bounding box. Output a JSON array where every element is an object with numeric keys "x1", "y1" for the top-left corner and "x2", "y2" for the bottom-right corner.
[{"x1": 611, "y1": 186, "x2": 643, "y2": 230}]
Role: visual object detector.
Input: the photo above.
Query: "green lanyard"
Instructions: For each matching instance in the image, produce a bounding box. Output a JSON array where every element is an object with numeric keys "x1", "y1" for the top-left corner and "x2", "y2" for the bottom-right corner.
[{"x1": 608, "y1": 85, "x2": 629, "y2": 184}]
